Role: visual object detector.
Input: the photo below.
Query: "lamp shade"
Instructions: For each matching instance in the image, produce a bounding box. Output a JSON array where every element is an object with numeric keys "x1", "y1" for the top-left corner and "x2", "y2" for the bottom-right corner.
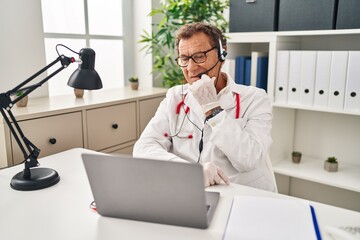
[{"x1": 67, "y1": 48, "x2": 103, "y2": 90}]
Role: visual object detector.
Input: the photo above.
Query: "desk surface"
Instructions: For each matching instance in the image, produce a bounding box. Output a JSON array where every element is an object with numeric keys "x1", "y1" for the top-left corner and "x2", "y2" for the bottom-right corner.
[{"x1": 0, "y1": 148, "x2": 359, "y2": 240}]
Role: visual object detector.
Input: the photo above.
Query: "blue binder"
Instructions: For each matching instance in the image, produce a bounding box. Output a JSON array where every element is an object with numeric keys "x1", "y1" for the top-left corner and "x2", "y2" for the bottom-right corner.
[
  {"x1": 235, "y1": 56, "x2": 251, "y2": 85},
  {"x1": 256, "y1": 56, "x2": 269, "y2": 91},
  {"x1": 244, "y1": 58, "x2": 251, "y2": 86}
]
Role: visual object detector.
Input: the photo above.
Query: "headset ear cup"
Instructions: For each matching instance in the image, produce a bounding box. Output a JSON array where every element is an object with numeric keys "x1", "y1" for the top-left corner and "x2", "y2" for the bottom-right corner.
[
  {"x1": 221, "y1": 50, "x2": 227, "y2": 61},
  {"x1": 218, "y1": 38, "x2": 226, "y2": 62}
]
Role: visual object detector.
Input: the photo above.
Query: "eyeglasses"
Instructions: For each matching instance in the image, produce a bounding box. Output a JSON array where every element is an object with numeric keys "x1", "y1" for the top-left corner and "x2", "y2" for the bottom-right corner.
[{"x1": 175, "y1": 47, "x2": 216, "y2": 67}]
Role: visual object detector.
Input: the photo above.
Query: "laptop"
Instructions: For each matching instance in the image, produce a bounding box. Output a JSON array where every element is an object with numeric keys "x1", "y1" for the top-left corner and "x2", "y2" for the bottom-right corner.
[{"x1": 82, "y1": 153, "x2": 220, "y2": 229}]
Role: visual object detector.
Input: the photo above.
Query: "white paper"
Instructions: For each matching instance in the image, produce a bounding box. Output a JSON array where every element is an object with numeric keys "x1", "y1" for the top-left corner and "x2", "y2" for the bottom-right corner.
[{"x1": 223, "y1": 196, "x2": 318, "y2": 240}]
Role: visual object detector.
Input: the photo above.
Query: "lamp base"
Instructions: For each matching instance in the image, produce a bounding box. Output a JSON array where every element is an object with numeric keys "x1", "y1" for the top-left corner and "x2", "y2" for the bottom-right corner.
[{"x1": 11, "y1": 168, "x2": 60, "y2": 191}]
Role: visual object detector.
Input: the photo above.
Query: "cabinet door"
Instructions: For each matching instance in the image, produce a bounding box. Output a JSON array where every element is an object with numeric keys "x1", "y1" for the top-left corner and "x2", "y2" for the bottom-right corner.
[
  {"x1": 107, "y1": 145, "x2": 134, "y2": 155},
  {"x1": 11, "y1": 112, "x2": 83, "y2": 165},
  {"x1": 139, "y1": 97, "x2": 164, "y2": 133},
  {"x1": 86, "y1": 102, "x2": 137, "y2": 151}
]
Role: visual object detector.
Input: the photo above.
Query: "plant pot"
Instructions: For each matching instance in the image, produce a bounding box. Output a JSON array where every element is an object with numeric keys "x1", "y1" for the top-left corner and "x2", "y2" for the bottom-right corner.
[
  {"x1": 292, "y1": 152, "x2": 302, "y2": 163},
  {"x1": 16, "y1": 95, "x2": 28, "y2": 107},
  {"x1": 130, "y1": 82, "x2": 139, "y2": 90},
  {"x1": 292, "y1": 156, "x2": 301, "y2": 163},
  {"x1": 324, "y1": 161, "x2": 338, "y2": 172},
  {"x1": 74, "y1": 88, "x2": 84, "y2": 98}
]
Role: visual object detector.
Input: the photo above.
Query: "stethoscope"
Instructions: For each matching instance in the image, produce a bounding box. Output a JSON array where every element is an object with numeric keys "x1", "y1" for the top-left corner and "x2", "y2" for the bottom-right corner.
[
  {"x1": 164, "y1": 91, "x2": 241, "y2": 139},
  {"x1": 164, "y1": 91, "x2": 240, "y2": 163}
]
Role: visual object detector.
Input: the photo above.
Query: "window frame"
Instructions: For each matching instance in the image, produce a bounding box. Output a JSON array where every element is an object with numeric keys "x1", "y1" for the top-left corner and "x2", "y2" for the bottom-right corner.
[{"x1": 42, "y1": 0, "x2": 133, "y2": 95}]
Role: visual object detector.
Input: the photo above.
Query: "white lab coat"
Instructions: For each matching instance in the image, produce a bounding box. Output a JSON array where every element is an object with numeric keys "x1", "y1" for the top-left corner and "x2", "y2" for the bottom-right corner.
[{"x1": 134, "y1": 73, "x2": 276, "y2": 192}]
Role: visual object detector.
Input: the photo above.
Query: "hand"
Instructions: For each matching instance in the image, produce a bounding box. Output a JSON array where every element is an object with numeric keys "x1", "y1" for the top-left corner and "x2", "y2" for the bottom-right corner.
[
  {"x1": 202, "y1": 162, "x2": 230, "y2": 187},
  {"x1": 189, "y1": 74, "x2": 220, "y2": 114}
]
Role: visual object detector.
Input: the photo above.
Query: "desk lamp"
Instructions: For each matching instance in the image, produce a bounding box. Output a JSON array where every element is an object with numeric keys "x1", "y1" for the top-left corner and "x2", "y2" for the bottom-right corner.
[{"x1": 0, "y1": 44, "x2": 102, "y2": 191}]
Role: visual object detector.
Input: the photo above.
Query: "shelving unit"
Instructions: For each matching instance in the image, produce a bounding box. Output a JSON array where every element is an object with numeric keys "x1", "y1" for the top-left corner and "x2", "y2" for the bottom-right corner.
[
  {"x1": 273, "y1": 156, "x2": 360, "y2": 193},
  {"x1": 226, "y1": 30, "x2": 360, "y2": 211}
]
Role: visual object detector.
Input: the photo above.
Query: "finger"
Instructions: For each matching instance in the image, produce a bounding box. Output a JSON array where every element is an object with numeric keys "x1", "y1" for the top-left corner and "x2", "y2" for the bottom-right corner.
[
  {"x1": 209, "y1": 178, "x2": 215, "y2": 186},
  {"x1": 201, "y1": 74, "x2": 211, "y2": 81},
  {"x1": 204, "y1": 181, "x2": 210, "y2": 188},
  {"x1": 213, "y1": 175, "x2": 222, "y2": 185},
  {"x1": 217, "y1": 168, "x2": 230, "y2": 185}
]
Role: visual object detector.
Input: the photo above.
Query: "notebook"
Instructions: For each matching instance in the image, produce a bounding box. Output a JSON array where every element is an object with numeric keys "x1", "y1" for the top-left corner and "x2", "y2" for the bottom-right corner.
[
  {"x1": 223, "y1": 196, "x2": 321, "y2": 240},
  {"x1": 82, "y1": 153, "x2": 220, "y2": 229}
]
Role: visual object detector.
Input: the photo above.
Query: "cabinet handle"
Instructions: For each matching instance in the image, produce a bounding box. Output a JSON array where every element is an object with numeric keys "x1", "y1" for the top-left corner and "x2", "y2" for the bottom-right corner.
[
  {"x1": 112, "y1": 123, "x2": 119, "y2": 129},
  {"x1": 49, "y1": 138, "x2": 57, "y2": 145}
]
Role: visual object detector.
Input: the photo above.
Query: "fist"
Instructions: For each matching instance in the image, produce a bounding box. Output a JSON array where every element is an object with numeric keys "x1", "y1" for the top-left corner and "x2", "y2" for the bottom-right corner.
[{"x1": 189, "y1": 74, "x2": 220, "y2": 113}]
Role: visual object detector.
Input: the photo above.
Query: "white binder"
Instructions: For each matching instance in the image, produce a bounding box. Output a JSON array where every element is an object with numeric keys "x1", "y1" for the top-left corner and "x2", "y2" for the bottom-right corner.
[
  {"x1": 328, "y1": 51, "x2": 348, "y2": 110},
  {"x1": 300, "y1": 51, "x2": 317, "y2": 106},
  {"x1": 287, "y1": 51, "x2": 302, "y2": 105},
  {"x1": 314, "y1": 51, "x2": 332, "y2": 108},
  {"x1": 275, "y1": 51, "x2": 289, "y2": 103},
  {"x1": 344, "y1": 51, "x2": 360, "y2": 111}
]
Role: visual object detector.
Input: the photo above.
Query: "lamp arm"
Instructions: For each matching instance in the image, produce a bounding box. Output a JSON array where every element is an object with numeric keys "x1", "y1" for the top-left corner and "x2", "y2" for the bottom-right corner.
[
  {"x1": 0, "y1": 54, "x2": 75, "y2": 175},
  {"x1": 9, "y1": 55, "x2": 74, "y2": 104}
]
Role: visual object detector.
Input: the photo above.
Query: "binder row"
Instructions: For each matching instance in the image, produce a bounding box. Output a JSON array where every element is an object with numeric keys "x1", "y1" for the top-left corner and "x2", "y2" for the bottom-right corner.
[
  {"x1": 275, "y1": 51, "x2": 360, "y2": 111},
  {"x1": 232, "y1": 52, "x2": 269, "y2": 92}
]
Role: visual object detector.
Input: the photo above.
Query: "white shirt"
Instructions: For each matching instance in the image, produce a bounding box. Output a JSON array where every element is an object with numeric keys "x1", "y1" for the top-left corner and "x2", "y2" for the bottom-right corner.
[{"x1": 133, "y1": 73, "x2": 276, "y2": 192}]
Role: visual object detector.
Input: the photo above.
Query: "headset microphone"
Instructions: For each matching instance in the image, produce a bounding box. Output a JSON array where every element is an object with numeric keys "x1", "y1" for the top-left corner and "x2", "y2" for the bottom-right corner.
[{"x1": 196, "y1": 60, "x2": 220, "y2": 78}]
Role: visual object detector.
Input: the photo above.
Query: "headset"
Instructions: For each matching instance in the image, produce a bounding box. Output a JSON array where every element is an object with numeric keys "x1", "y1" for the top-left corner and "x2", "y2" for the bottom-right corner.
[
  {"x1": 196, "y1": 37, "x2": 227, "y2": 78},
  {"x1": 218, "y1": 38, "x2": 227, "y2": 62}
]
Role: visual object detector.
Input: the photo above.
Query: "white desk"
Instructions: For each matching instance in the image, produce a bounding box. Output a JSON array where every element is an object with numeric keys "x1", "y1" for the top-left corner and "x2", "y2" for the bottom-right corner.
[{"x1": 0, "y1": 148, "x2": 359, "y2": 240}]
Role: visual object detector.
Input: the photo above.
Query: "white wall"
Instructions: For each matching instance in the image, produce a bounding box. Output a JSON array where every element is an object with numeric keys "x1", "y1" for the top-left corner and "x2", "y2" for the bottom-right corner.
[
  {"x1": 0, "y1": 0, "x2": 48, "y2": 97},
  {"x1": 133, "y1": 0, "x2": 153, "y2": 89}
]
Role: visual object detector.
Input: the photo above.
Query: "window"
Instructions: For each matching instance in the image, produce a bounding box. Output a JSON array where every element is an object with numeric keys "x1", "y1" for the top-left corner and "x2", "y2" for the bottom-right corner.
[{"x1": 41, "y1": 0, "x2": 131, "y2": 96}]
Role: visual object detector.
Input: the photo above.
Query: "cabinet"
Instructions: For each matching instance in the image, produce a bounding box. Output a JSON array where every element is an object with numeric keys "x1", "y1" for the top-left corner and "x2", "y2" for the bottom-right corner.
[
  {"x1": 227, "y1": 29, "x2": 360, "y2": 211},
  {"x1": 0, "y1": 87, "x2": 167, "y2": 167},
  {"x1": 11, "y1": 112, "x2": 83, "y2": 165},
  {"x1": 86, "y1": 102, "x2": 137, "y2": 151}
]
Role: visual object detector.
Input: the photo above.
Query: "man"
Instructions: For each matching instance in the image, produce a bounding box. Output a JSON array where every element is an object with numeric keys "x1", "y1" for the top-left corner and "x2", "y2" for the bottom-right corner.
[{"x1": 133, "y1": 22, "x2": 276, "y2": 192}]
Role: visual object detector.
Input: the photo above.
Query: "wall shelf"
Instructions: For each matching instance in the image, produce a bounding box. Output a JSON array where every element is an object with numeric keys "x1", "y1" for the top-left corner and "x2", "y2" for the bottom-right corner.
[
  {"x1": 272, "y1": 103, "x2": 360, "y2": 116},
  {"x1": 227, "y1": 28, "x2": 360, "y2": 210},
  {"x1": 273, "y1": 157, "x2": 360, "y2": 193}
]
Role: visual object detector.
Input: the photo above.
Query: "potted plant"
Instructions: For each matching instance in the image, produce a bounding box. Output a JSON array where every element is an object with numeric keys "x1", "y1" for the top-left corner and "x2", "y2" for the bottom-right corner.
[
  {"x1": 324, "y1": 156, "x2": 338, "y2": 172},
  {"x1": 292, "y1": 151, "x2": 302, "y2": 164},
  {"x1": 15, "y1": 91, "x2": 28, "y2": 107},
  {"x1": 129, "y1": 77, "x2": 139, "y2": 90},
  {"x1": 139, "y1": 0, "x2": 229, "y2": 88},
  {"x1": 74, "y1": 88, "x2": 84, "y2": 98}
]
